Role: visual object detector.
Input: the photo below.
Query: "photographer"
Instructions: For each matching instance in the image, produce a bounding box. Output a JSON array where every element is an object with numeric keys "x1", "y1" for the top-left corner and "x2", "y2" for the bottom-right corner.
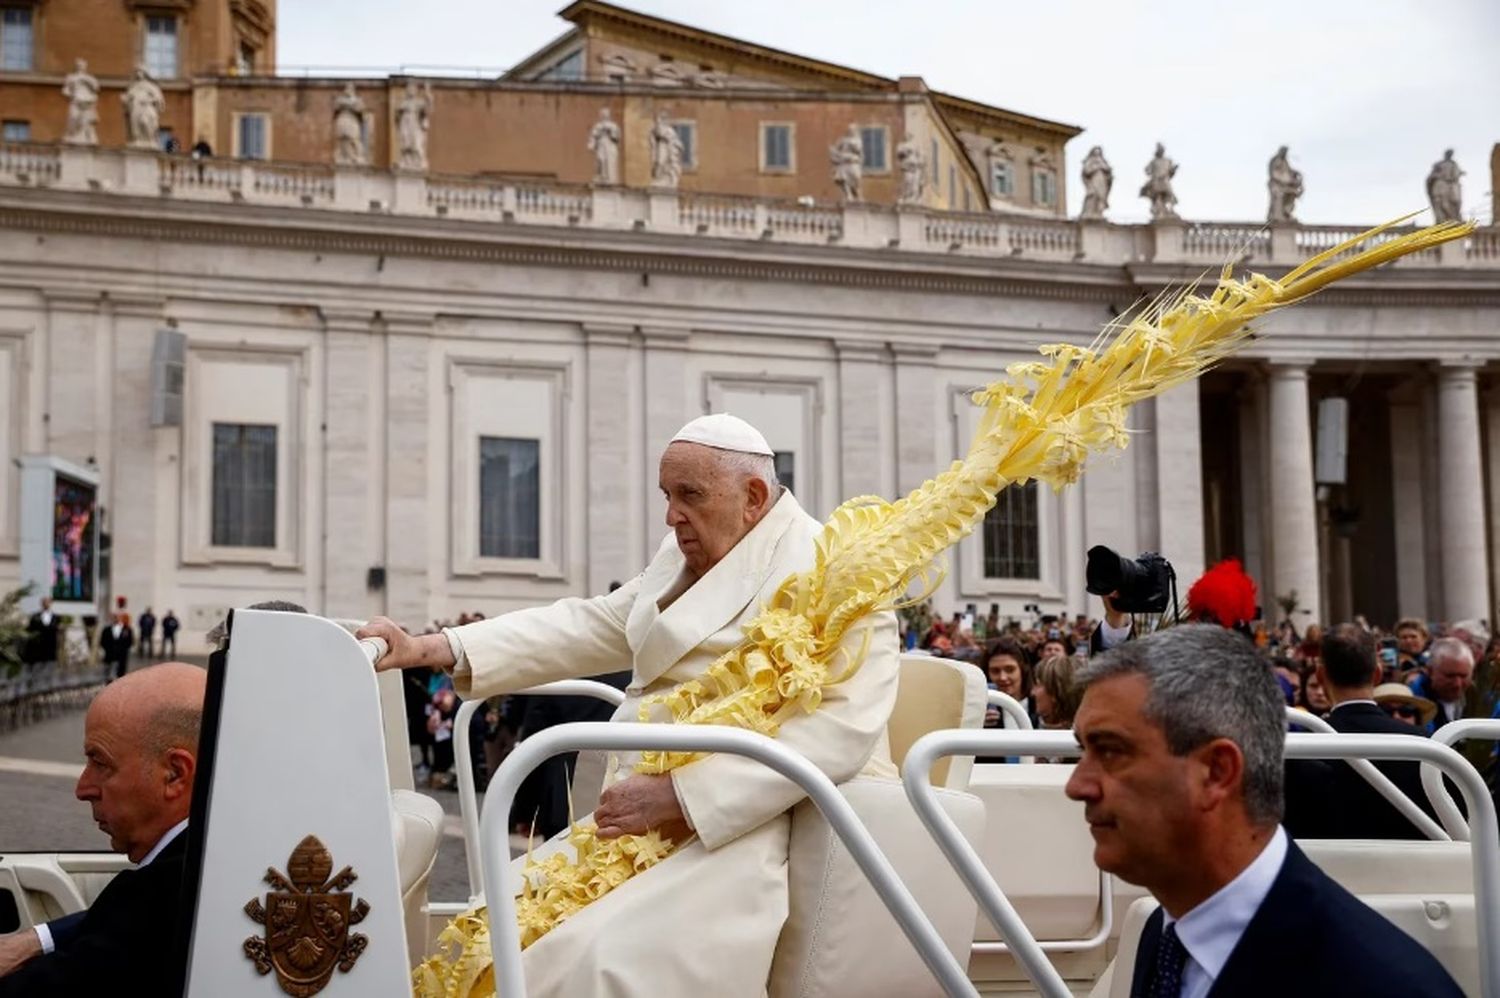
[{"x1": 1083, "y1": 546, "x2": 1176, "y2": 654}]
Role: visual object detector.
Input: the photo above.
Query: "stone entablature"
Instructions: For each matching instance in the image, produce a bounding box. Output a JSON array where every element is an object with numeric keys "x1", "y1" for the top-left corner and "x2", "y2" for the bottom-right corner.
[{"x1": 2, "y1": 141, "x2": 1496, "y2": 274}]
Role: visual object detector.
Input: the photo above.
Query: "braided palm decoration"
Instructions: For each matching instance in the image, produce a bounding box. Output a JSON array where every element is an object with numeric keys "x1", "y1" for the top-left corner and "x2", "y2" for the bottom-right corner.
[{"x1": 415, "y1": 218, "x2": 1473, "y2": 997}]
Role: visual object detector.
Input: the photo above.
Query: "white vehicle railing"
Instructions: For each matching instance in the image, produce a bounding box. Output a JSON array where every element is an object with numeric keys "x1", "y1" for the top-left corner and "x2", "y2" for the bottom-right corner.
[
  {"x1": 902, "y1": 728, "x2": 1500, "y2": 998},
  {"x1": 985, "y1": 689, "x2": 1035, "y2": 764},
  {"x1": 449, "y1": 680, "x2": 626, "y2": 902},
  {"x1": 481, "y1": 722, "x2": 978, "y2": 998},
  {"x1": 1421, "y1": 718, "x2": 1500, "y2": 841},
  {"x1": 1285, "y1": 707, "x2": 1450, "y2": 841},
  {"x1": 986, "y1": 689, "x2": 1033, "y2": 731}
]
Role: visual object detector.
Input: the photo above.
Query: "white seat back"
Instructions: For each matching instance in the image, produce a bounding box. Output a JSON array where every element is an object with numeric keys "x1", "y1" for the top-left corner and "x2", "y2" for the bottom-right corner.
[
  {"x1": 184, "y1": 609, "x2": 411, "y2": 995},
  {"x1": 889, "y1": 653, "x2": 988, "y2": 790},
  {"x1": 769, "y1": 651, "x2": 988, "y2": 996},
  {"x1": 770, "y1": 779, "x2": 984, "y2": 998}
]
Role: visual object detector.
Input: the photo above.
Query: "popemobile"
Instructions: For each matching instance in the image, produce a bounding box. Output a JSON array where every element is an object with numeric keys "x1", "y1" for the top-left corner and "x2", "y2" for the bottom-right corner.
[{"x1": 2, "y1": 221, "x2": 1497, "y2": 997}]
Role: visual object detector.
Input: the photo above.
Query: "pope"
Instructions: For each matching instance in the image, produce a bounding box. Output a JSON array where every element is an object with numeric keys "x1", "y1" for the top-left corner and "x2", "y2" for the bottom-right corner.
[{"x1": 360, "y1": 413, "x2": 900, "y2": 996}]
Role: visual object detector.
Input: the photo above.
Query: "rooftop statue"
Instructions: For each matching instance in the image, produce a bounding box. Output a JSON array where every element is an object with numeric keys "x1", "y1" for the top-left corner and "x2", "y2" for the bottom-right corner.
[
  {"x1": 1140, "y1": 142, "x2": 1179, "y2": 220},
  {"x1": 1080, "y1": 146, "x2": 1112, "y2": 220},
  {"x1": 1267, "y1": 145, "x2": 1303, "y2": 223},
  {"x1": 61, "y1": 59, "x2": 99, "y2": 147}
]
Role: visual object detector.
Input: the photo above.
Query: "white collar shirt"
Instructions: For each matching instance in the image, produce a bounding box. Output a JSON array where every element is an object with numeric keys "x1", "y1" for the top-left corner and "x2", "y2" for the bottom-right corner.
[
  {"x1": 1329, "y1": 698, "x2": 1377, "y2": 712},
  {"x1": 40, "y1": 610, "x2": 52, "y2": 625},
  {"x1": 1161, "y1": 826, "x2": 1288, "y2": 998},
  {"x1": 139, "y1": 818, "x2": 189, "y2": 867}
]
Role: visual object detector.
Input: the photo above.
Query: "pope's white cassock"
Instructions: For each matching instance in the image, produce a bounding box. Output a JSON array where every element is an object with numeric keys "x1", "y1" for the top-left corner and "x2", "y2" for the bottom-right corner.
[{"x1": 445, "y1": 415, "x2": 900, "y2": 996}]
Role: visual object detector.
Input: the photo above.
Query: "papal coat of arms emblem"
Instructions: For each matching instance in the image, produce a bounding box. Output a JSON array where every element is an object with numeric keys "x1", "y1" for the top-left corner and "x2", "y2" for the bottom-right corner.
[{"x1": 243, "y1": 834, "x2": 370, "y2": 997}]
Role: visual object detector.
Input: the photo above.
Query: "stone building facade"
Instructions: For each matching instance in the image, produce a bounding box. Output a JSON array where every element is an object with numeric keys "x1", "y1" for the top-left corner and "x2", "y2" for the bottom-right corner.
[{"x1": 0, "y1": 4, "x2": 1497, "y2": 649}]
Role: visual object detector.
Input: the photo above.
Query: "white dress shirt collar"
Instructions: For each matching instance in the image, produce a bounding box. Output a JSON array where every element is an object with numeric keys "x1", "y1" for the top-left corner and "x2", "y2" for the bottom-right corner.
[
  {"x1": 139, "y1": 818, "x2": 189, "y2": 867},
  {"x1": 1330, "y1": 698, "x2": 1377, "y2": 711},
  {"x1": 1161, "y1": 826, "x2": 1288, "y2": 998}
]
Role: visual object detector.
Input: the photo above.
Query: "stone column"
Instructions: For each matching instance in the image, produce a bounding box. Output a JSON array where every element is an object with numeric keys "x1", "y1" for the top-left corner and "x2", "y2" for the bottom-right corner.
[
  {"x1": 1153, "y1": 382, "x2": 1205, "y2": 588},
  {"x1": 892, "y1": 343, "x2": 938, "y2": 497},
  {"x1": 584, "y1": 323, "x2": 642, "y2": 594},
  {"x1": 835, "y1": 341, "x2": 892, "y2": 499},
  {"x1": 1436, "y1": 362, "x2": 1491, "y2": 622},
  {"x1": 382, "y1": 314, "x2": 433, "y2": 629},
  {"x1": 321, "y1": 310, "x2": 380, "y2": 620},
  {"x1": 1266, "y1": 362, "x2": 1321, "y2": 625}
]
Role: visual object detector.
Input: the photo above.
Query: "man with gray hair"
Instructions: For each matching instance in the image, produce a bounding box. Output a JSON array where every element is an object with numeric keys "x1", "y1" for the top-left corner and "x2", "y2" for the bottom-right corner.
[
  {"x1": 1410, "y1": 637, "x2": 1474, "y2": 731},
  {"x1": 1067, "y1": 624, "x2": 1459, "y2": 996}
]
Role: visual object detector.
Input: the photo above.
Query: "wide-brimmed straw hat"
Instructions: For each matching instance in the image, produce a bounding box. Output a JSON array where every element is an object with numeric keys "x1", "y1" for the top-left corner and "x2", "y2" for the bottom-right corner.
[{"x1": 1372, "y1": 683, "x2": 1438, "y2": 726}]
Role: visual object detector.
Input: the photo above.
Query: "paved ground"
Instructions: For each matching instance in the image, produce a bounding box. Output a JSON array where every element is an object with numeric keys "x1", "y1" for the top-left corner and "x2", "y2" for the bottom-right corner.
[{"x1": 0, "y1": 692, "x2": 491, "y2": 903}]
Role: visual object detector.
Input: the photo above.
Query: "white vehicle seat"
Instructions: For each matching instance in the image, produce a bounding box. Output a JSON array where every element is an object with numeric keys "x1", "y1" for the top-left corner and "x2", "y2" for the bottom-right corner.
[
  {"x1": 769, "y1": 654, "x2": 987, "y2": 997},
  {"x1": 966, "y1": 763, "x2": 1135, "y2": 989},
  {"x1": 1102, "y1": 842, "x2": 1479, "y2": 997},
  {"x1": 391, "y1": 788, "x2": 445, "y2": 965}
]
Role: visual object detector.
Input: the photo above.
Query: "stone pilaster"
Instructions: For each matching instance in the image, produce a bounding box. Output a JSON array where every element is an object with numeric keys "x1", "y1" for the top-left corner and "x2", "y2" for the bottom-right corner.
[
  {"x1": 892, "y1": 342, "x2": 938, "y2": 497},
  {"x1": 641, "y1": 327, "x2": 690, "y2": 560},
  {"x1": 1153, "y1": 382, "x2": 1205, "y2": 588},
  {"x1": 322, "y1": 309, "x2": 380, "y2": 620},
  {"x1": 382, "y1": 314, "x2": 433, "y2": 629},
  {"x1": 42, "y1": 290, "x2": 106, "y2": 466},
  {"x1": 584, "y1": 323, "x2": 641, "y2": 594},
  {"x1": 1436, "y1": 362, "x2": 1491, "y2": 622},
  {"x1": 835, "y1": 340, "x2": 891, "y2": 499},
  {"x1": 1266, "y1": 362, "x2": 1321, "y2": 625},
  {"x1": 105, "y1": 295, "x2": 167, "y2": 613}
]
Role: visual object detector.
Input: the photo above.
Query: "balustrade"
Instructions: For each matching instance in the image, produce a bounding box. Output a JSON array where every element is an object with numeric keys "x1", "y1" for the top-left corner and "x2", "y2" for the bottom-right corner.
[
  {"x1": 0, "y1": 143, "x2": 1493, "y2": 271},
  {"x1": 0, "y1": 142, "x2": 61, "y2": 183}
]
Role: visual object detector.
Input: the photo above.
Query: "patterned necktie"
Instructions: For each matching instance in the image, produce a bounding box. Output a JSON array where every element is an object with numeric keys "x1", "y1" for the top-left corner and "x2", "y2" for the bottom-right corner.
[{"x1": 1149, "y1": 922, "x2": 1188, "y2": 998}]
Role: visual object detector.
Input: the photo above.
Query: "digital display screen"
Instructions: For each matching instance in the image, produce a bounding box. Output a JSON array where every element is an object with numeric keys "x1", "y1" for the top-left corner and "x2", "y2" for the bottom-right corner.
[{"x1": 51, "y1": 475, "x2": 97, "y2": 603}]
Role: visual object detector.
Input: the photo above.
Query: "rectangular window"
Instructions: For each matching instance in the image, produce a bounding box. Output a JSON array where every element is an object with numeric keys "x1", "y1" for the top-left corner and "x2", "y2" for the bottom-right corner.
[
  {"x1": 672, "y1": 121, "x2": 697, "y2": 169},
  {"x1": 773, "y1": 451, "x2": 796, "y2": 496},
  {"x1": 991, "y1": 161, "x2": 1013, "y2": 196},
  {"x1": 761, "y1": 123, "x2": 792, "y2": 171},
  {"x1": 537, "y1": 49, "x2": 583, "y2": 81},
  {"x1": 1032, "y1": 169, "x2": 1056, "y2": 205},
  {"x1": 479, "y1": 437, "x2": 540, "y2": 559},
  {"x1": 982, "y1": 480, "x2": 1039, "y2": 579},
  {"x1": 144, "y1": 15, "x2": 179, "y2": 79},
  {"x1": 930, "y1": 139, "x2": 938, "y2": 175},
  {"x1": 948, "y1": 164, "x2": 956, "y2": 203},
  {"x1": 211, "y1": 423, "x2": 277, "y2": 548},
  {"x1": 860, "y1": 126, "x2": 887, "y2": 171},
  {"x1": 236, "y1": 114, "x2": 268, "y2": 160},
  {"x1": 0, "y1": 7, "x2": 32, "y2": 71},
  {"x1": 1, "y1": 119, "x2": 28, "y2": 143}
]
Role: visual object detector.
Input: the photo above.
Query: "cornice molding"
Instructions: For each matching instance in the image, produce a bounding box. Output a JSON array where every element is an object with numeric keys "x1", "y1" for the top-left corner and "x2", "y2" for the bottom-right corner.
[{"x1": 0, "y1": 201, "x2": 1133, "y2": 305}]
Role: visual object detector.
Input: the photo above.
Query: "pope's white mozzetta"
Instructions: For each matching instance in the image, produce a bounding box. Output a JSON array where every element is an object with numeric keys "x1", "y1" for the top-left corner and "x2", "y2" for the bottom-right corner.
[{"x1": 669, "y1": 412, "x2": 775, "y2": 456}]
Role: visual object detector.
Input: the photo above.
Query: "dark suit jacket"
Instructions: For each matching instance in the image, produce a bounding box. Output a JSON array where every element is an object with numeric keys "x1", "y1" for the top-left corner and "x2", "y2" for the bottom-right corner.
[
  {"x1": 0, "y1": 832, "x2": 188, "y2": 996},
  {"x1": 1284, "y1": 702, "x2": 1442, "y2": 840},
  {"x1": 25, "y1": 611, "x2": 59, "y2": 665},
  {"x1": 1130, "y1": 840, "x2": 1462, "y2": 997},
  {"x1": 99, "y1": 624, "x2": 134, "y2": 665}
]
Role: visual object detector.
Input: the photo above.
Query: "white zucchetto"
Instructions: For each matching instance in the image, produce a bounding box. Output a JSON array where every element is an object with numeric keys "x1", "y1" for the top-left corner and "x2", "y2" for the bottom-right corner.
[{"x1": 670, "y1": 413, "x2": 774, "y2": 456}]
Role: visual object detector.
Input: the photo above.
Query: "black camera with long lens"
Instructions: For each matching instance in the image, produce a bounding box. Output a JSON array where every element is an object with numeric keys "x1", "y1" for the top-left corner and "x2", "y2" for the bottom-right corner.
[{"x1": 1085, "y1": 545, "x2": 1176, "y2": 615}]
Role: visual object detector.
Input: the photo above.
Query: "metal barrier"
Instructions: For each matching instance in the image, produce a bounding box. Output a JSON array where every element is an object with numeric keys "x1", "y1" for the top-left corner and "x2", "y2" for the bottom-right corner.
[
  {"x1": 1285, "y1": 708, "x2": 1449, "y2": 841},
  {"x1": 451, "y1": 681, "x2": 626, "y2": 899},
  {"x1": 481, "y1": 722, "x2": 977, "y2": 998},
  {"x1": 902, "y1": 728, "x2": 1500, "y2": 998},
  {"x1": 1421, "y1": 718, "x2": 1500, "y2": 841}
]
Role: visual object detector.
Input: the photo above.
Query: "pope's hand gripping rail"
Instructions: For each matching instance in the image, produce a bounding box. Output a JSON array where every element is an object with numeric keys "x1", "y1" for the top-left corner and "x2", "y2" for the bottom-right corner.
[
  {"x1": 481, "y1": 723, "x2": 978, "y2": 998},
  {"x1": 901, "y1": 728, "x2": 1500, "y2": 998}
]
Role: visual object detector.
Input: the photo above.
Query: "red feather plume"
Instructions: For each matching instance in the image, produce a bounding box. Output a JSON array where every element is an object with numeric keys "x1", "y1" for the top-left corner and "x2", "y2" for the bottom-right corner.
[{"x1": 1186, "y1": 559, "x2": 1258, "y2": 629}]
